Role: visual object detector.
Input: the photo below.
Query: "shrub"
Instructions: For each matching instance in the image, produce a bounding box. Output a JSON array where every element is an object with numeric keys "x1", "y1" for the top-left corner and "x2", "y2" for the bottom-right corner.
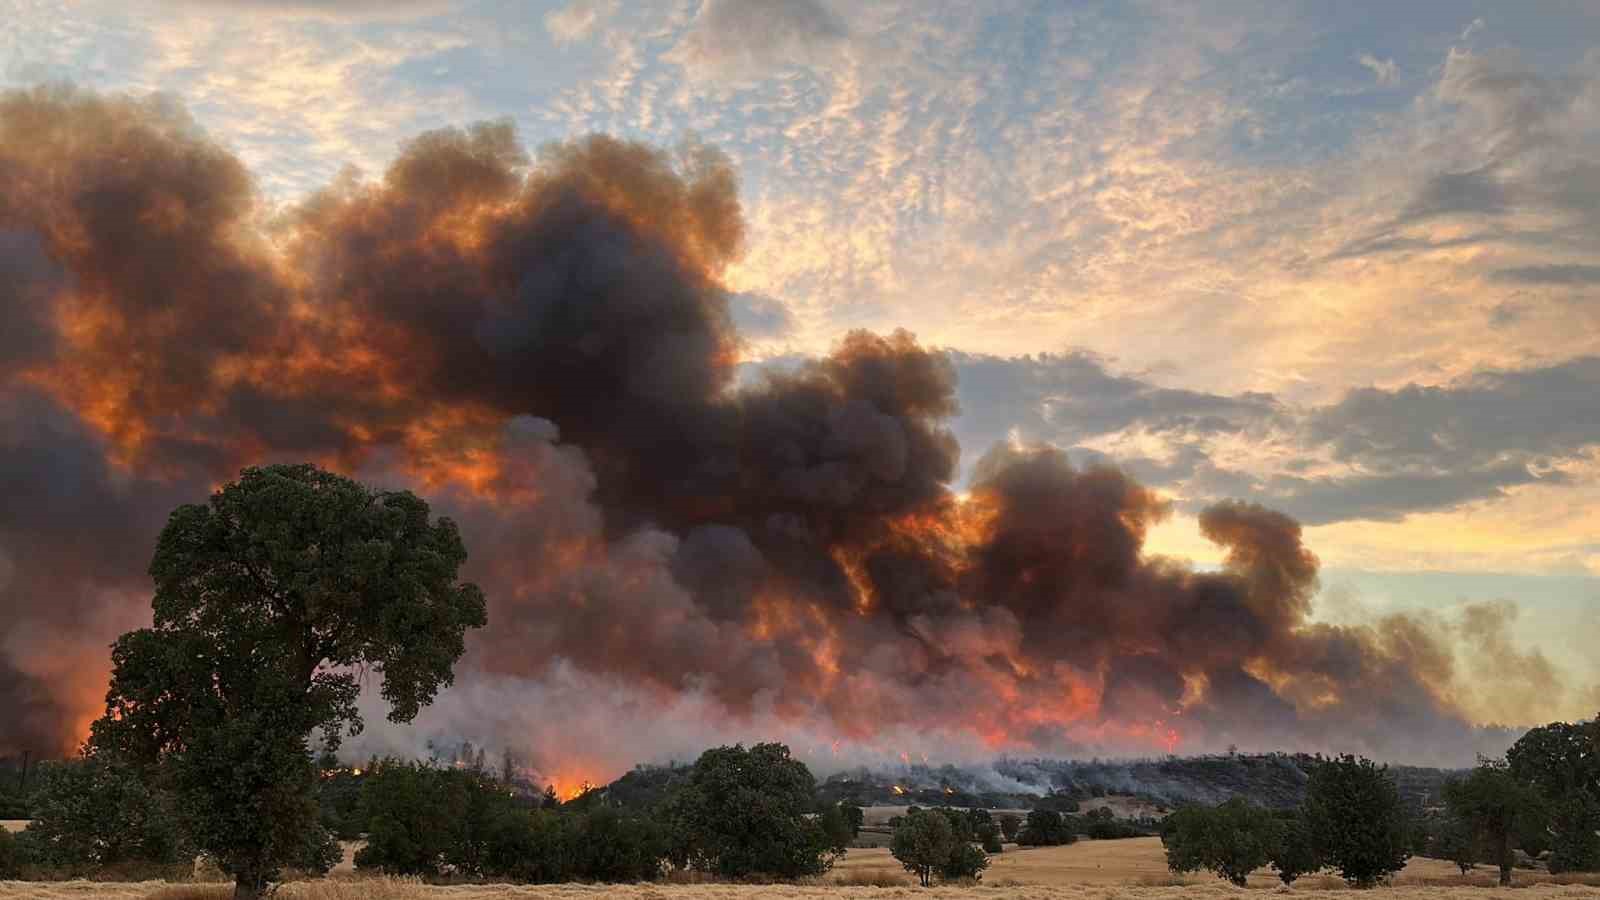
[
  {"x1": 19, "y1": 756, "x2": 192, "y2": 873},
  {"x1": 569, "y1": 807, "x2": 665, "y2": 882},
  {"x1": 1304, "y1": 754, "x2": 1411, "y2": 887},
  {"x1": 997, "y1": 813, "x2": 1021, "y2": 842},
  {"x1": 354, "y1": 760, "x2": 521, "y2": 878},
  {"x1": 979, "y1": 824, "x2": 1003, "y2": 854}
]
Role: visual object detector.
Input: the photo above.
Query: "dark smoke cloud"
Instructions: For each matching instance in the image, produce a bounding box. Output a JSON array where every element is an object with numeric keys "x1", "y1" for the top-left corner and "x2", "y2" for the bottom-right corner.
[{"x1": 0, "y1": 84, "x2": 1539, "y2": 768}]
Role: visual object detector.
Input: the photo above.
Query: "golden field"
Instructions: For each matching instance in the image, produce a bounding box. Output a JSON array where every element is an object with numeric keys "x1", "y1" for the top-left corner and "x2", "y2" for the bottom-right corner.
[{"x1": 8, "y1": 838, "x2": 1600, "y2": 899}]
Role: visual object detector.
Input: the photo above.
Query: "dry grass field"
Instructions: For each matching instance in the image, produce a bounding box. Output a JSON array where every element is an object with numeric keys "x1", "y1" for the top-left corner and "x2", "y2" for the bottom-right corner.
[
  {"x1": 9, "y1": 838, "x2": 1600, "y2": 899},
  {"x1": 0, "y1": 822, "x2": 27, "y2": 834}
]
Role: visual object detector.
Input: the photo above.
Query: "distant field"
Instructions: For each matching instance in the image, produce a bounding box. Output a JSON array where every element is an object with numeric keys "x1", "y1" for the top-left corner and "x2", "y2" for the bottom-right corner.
[
  {"x1": 8, "y1": 881, "x2": 1600, "y2": 900},
  {"x1": 0, "y1": 821, "x2": 26, "y2": 834},
  {"x1": 8, "y1": 837, "x2": 1600, "y2": 898}
]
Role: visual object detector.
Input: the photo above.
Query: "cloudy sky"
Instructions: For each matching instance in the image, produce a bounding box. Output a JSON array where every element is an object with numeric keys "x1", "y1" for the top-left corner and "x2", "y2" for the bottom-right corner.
[{"x1": 4, "y1": 0, "x2": 1599, "y2": 730}]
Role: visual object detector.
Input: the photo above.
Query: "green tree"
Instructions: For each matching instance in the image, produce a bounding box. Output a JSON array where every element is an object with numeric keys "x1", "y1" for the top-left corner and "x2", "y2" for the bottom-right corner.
[
  {"x1": 1017, "y1": 808, "x2": 1076, "y2": 846},
  {"x1": 1270, "y1": 813, "x2": 1322, "y2": 885},
  {"x1": 16, "y1": 756, "x2": 191, "y2": 875},
  {"x1": 568, "y1": 806, "x2": 665, "y2": 882},
  {"x1": 0, "y1": 828, "x2": 17, "y2": 879},
  {"x1": 1507, "y1": 719, "x2": 1600, "y2": 873},
  {"x1": 89, "y1": 464, "x2": 487, "y2": 899},
  {"x1": 663, "y1": 742, "x2": 836, "y2": 878},
  {"x1": 1303, "y1": 754, "x2": 1411, "y2": 887},
  {"x1": 1160, "y1": 798, "x2": 1279, "y2": 887},
  {"x1": 979, "y1": 823, "x2": 1003, "y2": 854},
  {"x1": 890, "y1": 808, "x2": 956, "y2": 887},
  {"x1": 1430, "y1": 817, "x2": 1478, "y2": 875},
  {"x1": 997, "y1": 813, "x2": 1021, "y2": 842},
  {"x1": 941, "y1": 841, "x2": 990, "y2": 882},
  {"x1": 818, "y1": 803, "x2": 856, "y2": 854},
  {"x1": 1444, "y1": 759, "x2": 1547, "y2": 886}
]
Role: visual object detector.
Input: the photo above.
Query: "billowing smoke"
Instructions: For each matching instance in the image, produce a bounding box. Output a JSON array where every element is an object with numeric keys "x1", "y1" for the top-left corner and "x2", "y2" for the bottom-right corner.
[{"x1": 0, "y1": 85, "x2": 1532, "y2": 770}]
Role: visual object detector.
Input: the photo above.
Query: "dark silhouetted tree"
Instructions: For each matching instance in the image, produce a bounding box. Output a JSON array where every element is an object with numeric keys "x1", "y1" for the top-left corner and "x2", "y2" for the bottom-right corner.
[
  {"x1": 90, "y1": 464, "x2": 486, "y2": 899},
  {"x1": 998, "y1": 813, "x2": 1021, "y2": 842}
]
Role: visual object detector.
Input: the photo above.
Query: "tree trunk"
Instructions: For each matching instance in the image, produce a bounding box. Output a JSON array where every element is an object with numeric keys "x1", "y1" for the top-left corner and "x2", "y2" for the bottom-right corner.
[
  {"x1": 234, "y1": 872, "x2": 266, "y2": 900},
  {"x1": 1498, "y1": 830, "x2": 1513, "y2": 887}
]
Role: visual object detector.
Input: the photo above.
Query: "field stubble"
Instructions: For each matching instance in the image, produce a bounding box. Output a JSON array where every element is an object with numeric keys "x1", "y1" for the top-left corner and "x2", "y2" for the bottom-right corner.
[{"x1": 7, "y1": 837, "x2": 1600, "y2": 899}]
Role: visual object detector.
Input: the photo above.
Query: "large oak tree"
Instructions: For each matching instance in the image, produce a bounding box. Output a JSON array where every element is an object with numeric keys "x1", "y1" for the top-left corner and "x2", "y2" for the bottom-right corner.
[{"x1": 91, "y1": 464, "x2": 486, "y2": 899}]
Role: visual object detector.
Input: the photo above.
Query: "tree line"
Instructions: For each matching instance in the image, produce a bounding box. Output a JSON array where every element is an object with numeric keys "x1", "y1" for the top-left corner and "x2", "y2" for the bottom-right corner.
[{"x1": 1161, "y1": 720, "x2": 1600, "y2": 889}]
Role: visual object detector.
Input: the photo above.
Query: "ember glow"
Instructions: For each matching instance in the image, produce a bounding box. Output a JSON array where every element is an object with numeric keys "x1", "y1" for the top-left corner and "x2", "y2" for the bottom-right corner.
[{"x1": 0, "y1": 80, "x2": 1563, "y2": 777}]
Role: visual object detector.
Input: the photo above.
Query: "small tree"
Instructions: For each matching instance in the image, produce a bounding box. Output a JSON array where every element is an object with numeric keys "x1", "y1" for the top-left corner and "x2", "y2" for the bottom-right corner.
[
  {"x1": 16, "y1": 755, "x2": 191, "y2": 875},
  {"x1": 1161, "y1": 798, "x2": 1278, "y2": 886},
  {"x1": 0, "y1": 828, "x2": 17, "y2": 880},
  {"x1": 979, "y1": 823, "x2": 1003, "y2": 854},
  {"x1": 998, "y1": 813, "x2": 1021, "y2": 842},
  {"x1": 1303, "y1": 754, "x2": 1411, "y2": 887},
  {"x1": 1270, "y1": 813, "x2": 1322, "y2": 885},
  {"x1": 1444, "y1": 759, "x2": 1546, "y2": 886},
  {"x1": 1431, "y1": 817, "x2": 1478, "y2": 875},
  {"x1": 1548, "y1": 797, "x2": 1600, "y2": 874},
  {"x1": 1017, "y1": 808, "x2": 1076, "y2": 846},
  {"x1": 891, "y1": 808, "x2": 955, "y2": 887},
  {"x1": 941, "y1": 841, "x2": 990, "y2": 882},
  {"x1": 818, "y1": 803, "x2": 855, "y2": 854},
  {"x1": 663, "y1": 742, "x2": 836, "y2": 878},
  {"x1": 90, "y1": 464, "x2": 487, "y2": 899}
]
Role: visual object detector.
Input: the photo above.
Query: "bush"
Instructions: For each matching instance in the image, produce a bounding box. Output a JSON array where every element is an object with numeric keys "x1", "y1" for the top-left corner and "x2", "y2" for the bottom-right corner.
[
  {"x1": 20, "y1": 756, "x2": 192, "y2": 873},
  {"x1": 1304, "y1": 754, "x2": 1411, "y2": 887},
  {"x1": 998, "y1": 813, "x2": 1021, "y2": 842},
  {"x1": 979, "y1": 824, "x2": 1003, "y2": 854},
  {"x1": 1161, "y1": 798, "x2": 1278, "y2": 887},
  {"x1": 354, "y1": 760, "x2": 519, "y2": 877}
]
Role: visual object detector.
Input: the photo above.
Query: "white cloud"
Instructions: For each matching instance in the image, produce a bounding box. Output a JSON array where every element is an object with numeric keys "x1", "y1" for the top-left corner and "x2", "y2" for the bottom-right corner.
[{"x1": 1358, "y1": 52, "x2": 1398, "y2": 85}]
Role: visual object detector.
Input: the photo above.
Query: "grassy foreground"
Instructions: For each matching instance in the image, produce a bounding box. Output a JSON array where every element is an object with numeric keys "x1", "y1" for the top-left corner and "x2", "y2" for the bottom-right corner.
[{"x1": 9, "y1": 838, "x2": 1600, "y2": 899}]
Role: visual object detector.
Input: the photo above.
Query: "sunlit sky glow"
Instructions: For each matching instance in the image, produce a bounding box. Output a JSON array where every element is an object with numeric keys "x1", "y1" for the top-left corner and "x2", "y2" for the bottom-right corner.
[{"x1": 5, "y1": 0, "x2": 1599, "y2": 719}]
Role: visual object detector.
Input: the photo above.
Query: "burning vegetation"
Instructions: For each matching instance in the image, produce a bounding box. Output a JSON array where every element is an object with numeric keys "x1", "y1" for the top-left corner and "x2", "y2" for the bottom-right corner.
[{"x1": 0, "y1": 84, "x2": 1515, "y2": 772}]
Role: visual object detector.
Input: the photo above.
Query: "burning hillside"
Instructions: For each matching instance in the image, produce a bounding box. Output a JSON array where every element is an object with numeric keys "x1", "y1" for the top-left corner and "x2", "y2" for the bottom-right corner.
[{"x1": 0, "y1": 85, "x2": 1520, "y2": 770}]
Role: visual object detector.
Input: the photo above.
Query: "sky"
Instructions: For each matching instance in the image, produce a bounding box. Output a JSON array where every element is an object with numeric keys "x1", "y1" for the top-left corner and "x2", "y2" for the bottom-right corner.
[{"x1": 2, "y1": 0, "x2": 1599, "y2": 774}]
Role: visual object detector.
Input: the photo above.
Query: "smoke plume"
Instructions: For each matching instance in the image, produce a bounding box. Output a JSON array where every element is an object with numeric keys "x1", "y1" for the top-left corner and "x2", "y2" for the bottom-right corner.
[{"x1": 0, "y1": 85, "x2": 1537, "y2": 770}]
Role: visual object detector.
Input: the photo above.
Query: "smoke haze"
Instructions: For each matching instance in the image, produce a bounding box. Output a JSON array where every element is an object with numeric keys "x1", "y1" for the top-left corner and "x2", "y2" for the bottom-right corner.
[{"x1": 0, "y1": 85, "x2": 1555, "y2": 775}]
